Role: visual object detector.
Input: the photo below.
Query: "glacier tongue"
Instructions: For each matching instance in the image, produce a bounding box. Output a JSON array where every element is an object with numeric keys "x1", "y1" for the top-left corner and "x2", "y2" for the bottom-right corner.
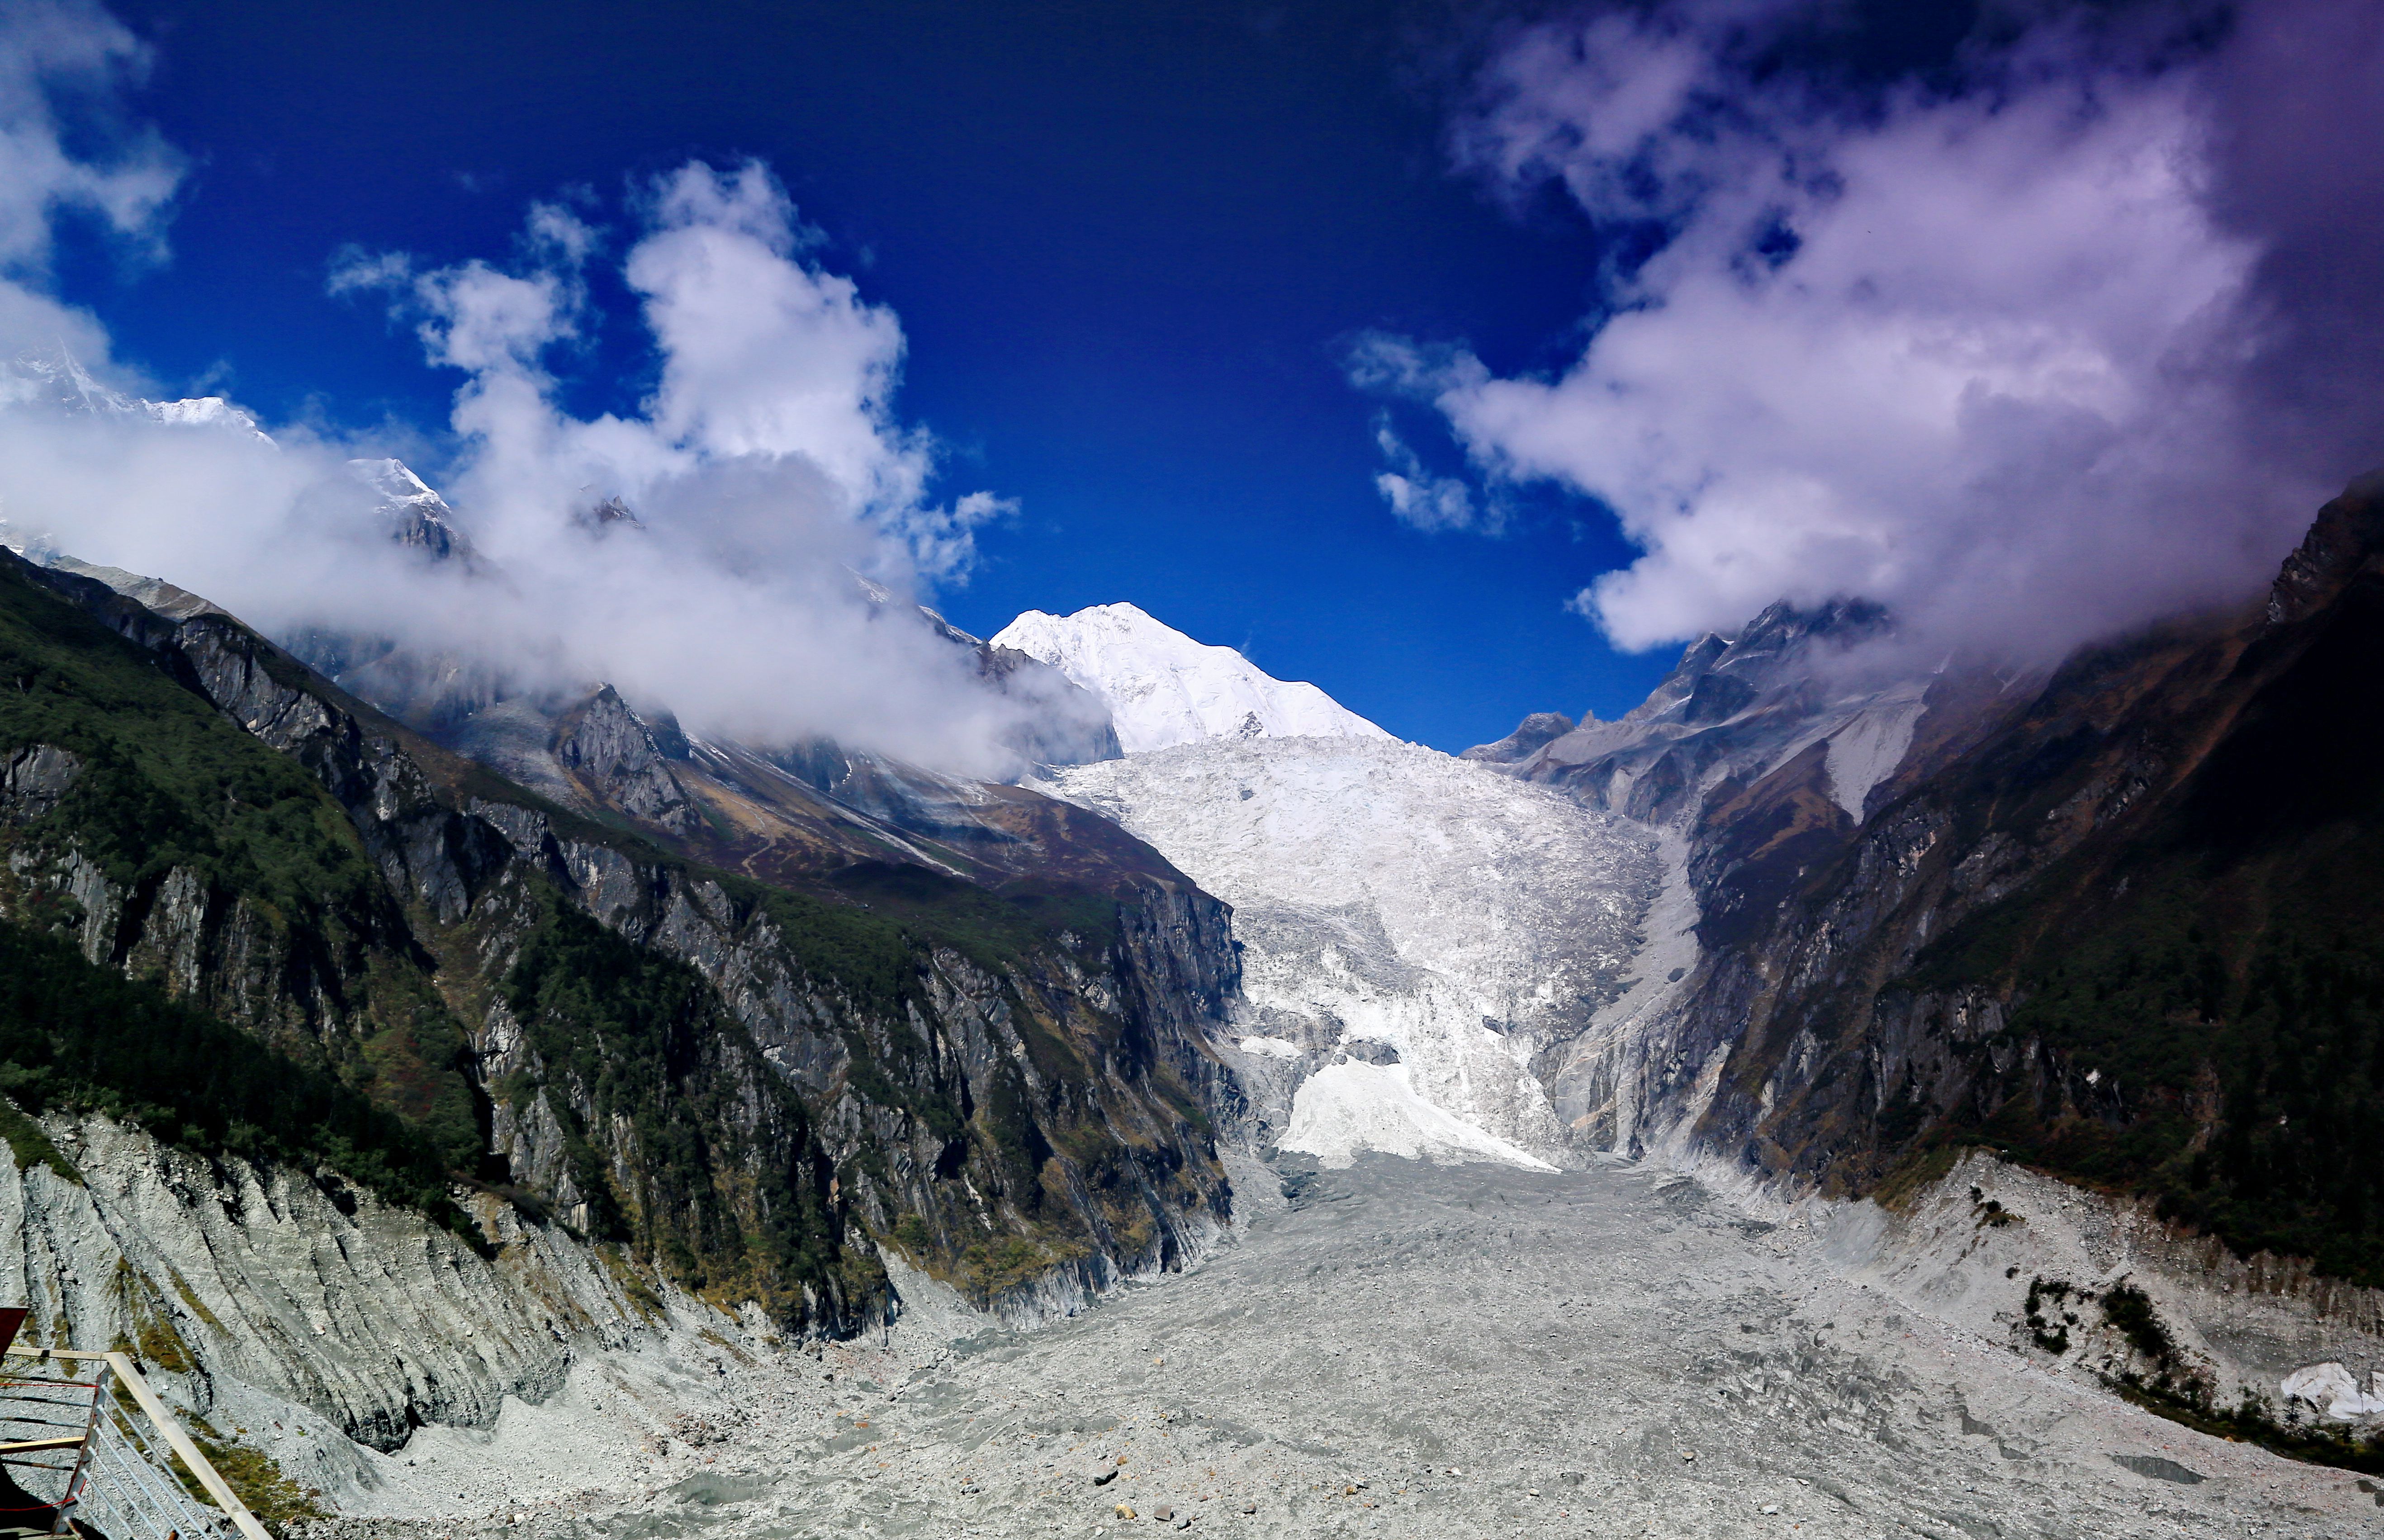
[
  {"x1": 1037, "y1": 734, "x2": 1662, "y2": 1170},
  {"x1": 992, "y1": 601, "x2": 1391, "y2": 752},
  {"x1": 1282, "y1": 1061, "x2": 1557, "y2": 1171}
]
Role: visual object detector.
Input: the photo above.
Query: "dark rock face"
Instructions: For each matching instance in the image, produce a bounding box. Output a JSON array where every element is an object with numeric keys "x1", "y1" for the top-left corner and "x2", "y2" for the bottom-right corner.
[
  {"x1": 1616, "y1": 478, "x2": 2384, "y2": 1285},
  {"x1": 1460, "y1": 712, "x2": 1575, "y2": 764},
  {"x1": 0, "y1": 546, "x2": 1247, "y2": 1367},
  {"x1": 1497, "y1": 598, "x2": 1905, "y2": 826}
]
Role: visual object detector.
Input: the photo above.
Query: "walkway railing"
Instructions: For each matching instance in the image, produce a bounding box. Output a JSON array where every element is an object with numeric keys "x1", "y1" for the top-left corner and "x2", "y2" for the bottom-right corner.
[{"x1": 0, "y1": 1348, "x2": 270, "y2": 1540}]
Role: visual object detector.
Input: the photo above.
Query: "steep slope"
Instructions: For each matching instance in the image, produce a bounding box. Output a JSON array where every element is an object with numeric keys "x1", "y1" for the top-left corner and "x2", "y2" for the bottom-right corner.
[
  {"x1": 1662, "y1": 480, "x2": 2384, "y2": 1284},
  {"x1": 1482, "y1": 598, "x2": 1958, "y2": 828},
  {"x1": 0, "y1": 542, "x2": 1243, "y2": 1427},
  {"x1": 1039, "y1": 732, "x2": 1661, "y2": 1169},
  {"x1": 992, "y1": 602, "x2": 1391, "y2": 752},
  {"x1": 274, "y1": 482, "x2": 1123, "y2": 883}
]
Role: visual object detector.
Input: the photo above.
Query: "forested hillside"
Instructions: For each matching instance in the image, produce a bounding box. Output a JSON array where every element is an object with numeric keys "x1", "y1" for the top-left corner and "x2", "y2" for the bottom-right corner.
[
  {"x1": 1675, "y1": 479, "x2": 2384, "y2": 1287},
  {"x1": 0, "y1": 548, "x2": 1242, "y2": 1330}
]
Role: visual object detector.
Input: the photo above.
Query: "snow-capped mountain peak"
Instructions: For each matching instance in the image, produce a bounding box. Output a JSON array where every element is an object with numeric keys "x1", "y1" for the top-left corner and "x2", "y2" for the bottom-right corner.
[
  {"x1": 1, "y1": 350, "x2": 271, "y2": 444},
  {"x1": 346, "y1": 458, "x2": 478, "y2": 563},
  {"x1": 991, "y1": 600, "x2": 1390, "y2": 754}
]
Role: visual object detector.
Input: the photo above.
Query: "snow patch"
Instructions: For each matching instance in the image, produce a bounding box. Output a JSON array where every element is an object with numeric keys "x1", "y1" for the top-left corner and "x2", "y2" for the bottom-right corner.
[
  {"x1": 2282, "y1": 1362, "x2": 2384, "y2": 1420},
  {"x1": 1821, "y1": 684, "x2": 1929, "y2": 819},
  {"x1": 1237, "y1": 1035, "x2": 1304, "y2": 1059}
]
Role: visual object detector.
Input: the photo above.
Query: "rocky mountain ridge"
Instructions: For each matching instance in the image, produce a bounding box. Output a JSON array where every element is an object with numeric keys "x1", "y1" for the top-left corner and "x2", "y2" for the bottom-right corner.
[
  {"x1": 1445, "y1": 476, "x2": 2384, "y2": 1453},
  {"x1": 0, "y1": 531, "x2": 1250, "y2": 1508}
]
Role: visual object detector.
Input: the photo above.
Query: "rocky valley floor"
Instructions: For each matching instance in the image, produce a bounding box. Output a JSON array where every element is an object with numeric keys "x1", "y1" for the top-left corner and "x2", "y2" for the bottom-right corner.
[{"x1": 307, "y1": 1158, "x2": 2378, "y2": 1540}]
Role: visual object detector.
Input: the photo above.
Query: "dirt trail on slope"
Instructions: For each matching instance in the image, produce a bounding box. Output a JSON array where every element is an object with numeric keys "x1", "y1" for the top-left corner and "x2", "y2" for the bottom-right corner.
[{"x1": 312, "y1": 1158, "x2": 2378, "y2": 1540}]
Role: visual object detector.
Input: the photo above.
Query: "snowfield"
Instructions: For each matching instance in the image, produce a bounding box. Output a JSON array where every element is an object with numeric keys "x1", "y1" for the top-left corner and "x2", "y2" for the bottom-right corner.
[
  {"x1": 1038, "y1": 734, "x2": 1662, "y2": 1168},
  {"x1": 992, "y1": 602, "x2": 1391, "y2": 752}
]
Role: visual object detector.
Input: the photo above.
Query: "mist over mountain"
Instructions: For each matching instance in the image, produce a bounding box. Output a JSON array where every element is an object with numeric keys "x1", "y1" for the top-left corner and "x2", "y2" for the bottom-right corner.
[{"x1": 1359, "y1": 0, "x2": 2384, "y2": 674}]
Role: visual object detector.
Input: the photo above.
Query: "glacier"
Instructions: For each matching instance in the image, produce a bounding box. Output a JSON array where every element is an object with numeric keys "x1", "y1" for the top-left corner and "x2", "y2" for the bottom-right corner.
[{"x1": 1037, "y1": 732, "x2": 1661, "y2": 1169}]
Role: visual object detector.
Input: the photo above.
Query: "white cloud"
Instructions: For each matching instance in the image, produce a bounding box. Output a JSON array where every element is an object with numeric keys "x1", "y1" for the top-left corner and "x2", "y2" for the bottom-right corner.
[
  {"x1": 269, "y1": 162, "x2": 1060, "y2": 771},
  {"x1": 1365, "y1": 0, "x2": 2362, "y2": 661},
  {"x1": 0, "y1": 0, "x2": 177, "y2": 275},
  {"x1": 0, "y1": 0, "x2": 178, "y2": 373},
  {"x1": 1371, "y1": 415, "x2": 1485, "y2": 534},
  {"x1": 0, "y1": 4, "x2": 1079, "y2": 779}
]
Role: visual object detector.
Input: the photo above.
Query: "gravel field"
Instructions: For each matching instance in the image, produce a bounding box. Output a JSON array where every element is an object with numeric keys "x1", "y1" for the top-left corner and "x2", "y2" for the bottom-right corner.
[{"x1": 310, "y1": 1157, "x2": 2382, "y2": 1540}]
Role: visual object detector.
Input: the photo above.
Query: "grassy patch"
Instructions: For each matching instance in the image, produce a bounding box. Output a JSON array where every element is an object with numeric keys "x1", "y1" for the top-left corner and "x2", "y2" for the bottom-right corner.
[
  {"x1": 1870, "y1": 1142, "x2": 1963, "y2": 1212},
  {"x1": 178, "y1": 1426, "x2": 328, "y2": 1539},
  {"x1": 163, "y1": 1265, "x2": 222, "y2": 1332},
  {"x1": 112, "y1": 1260, "x2": 195, "y2": 1375},
  {"x1": 956, "y1": 1232, "x2": 1090, "y2": 1306},
  {"x1": 0, "y1": 1097, "x2": 77, "y2": 1185},
  {"x1": 2107, "y1": 1377, "x2": 2384, "y2": 1475},
  {"x1": 503, "y1": 900, "x2": 846, "y2": 1322}
]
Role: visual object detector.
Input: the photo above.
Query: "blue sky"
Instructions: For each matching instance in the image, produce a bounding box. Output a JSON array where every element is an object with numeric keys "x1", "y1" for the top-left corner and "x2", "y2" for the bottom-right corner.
[
  {"x1": 63, "y1": 0, "x2": 1675, "y2": 751},
  {"x1": 52, "y1": 2, "x2": 2377, "y2": 758}
]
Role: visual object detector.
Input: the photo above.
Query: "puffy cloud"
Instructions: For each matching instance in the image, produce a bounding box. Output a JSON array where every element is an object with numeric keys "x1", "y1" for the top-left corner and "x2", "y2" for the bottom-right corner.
[
  {"x1": 0, "y1": 0, "x2": 177, "y2": 274},
  {"x1": 1365, "y1": 0, "x2": 2383, "y2": 661},
  {"x1": 334, "y1": 161, "x2": 997, "y2": 584},
  {"x1": 0, "y1": 5, "x2": 1070, "y2": 777},
  {"x1": 213, "y1": 164, "x2": 1044, "y2": 772}
]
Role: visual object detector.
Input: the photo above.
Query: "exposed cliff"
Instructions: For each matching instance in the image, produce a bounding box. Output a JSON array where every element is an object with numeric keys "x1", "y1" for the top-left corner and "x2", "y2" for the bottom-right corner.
[
  {"x1": 0, "y1": 539, "x2": 1248, "y2": 1449},
  {"x1": 1595, "y1": 479, "x2": 2384, "y2": 1298}
]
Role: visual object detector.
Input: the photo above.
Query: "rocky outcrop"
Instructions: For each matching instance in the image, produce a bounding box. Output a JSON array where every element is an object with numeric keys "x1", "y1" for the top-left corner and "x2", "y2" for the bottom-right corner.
[
  {"x1": 0, "y1": 744, "x2": 80, "y2": 823},
  {"x1": 549, "y1": 686, "x2": 701, "y2": 833},
  {"x1": 0, "y1": 543, "x2": 1251, "y2": 1393},
  {"x1": 1460, "y1": 711, "x2": 1574, "y2": 764},
  {"x1": 1493, "y1": 598, "x2": 1941, "y2": 827}
]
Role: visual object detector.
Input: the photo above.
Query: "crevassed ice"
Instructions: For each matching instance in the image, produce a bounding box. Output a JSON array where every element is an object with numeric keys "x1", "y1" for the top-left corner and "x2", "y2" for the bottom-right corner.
[
  {"x1": 1283, "y1": 1062, "x2": 1558, "y2": 1172},
  {"x1": 1039, "y1": 734, "x2": 1662, "y2": 1170}
]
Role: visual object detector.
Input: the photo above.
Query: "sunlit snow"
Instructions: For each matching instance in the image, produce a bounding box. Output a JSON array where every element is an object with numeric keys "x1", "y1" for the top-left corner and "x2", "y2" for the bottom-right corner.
[
  {"x1": 992, "y1": 601, "x2": 1391, "y2": 753},
  {"x1": 1283, "y1": 1061, "x2": 1558, "y2": 1170}
]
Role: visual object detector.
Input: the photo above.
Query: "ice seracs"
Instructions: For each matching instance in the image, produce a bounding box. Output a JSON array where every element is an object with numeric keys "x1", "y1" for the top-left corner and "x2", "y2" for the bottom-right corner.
[
  {"x1": 2281, "y1": 1362, "x2": 2384, "y2": 1420},
  {"x1": 1037, "y1": 731, "x2": 1661, "y2": 1171},
  {"x1": 991, "y1": 601, "x2": 1392, "y2": 753}
]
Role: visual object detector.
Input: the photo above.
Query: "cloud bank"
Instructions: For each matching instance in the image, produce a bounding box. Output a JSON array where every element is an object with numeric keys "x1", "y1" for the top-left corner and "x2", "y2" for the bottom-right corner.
[
  {"x1": 0, "y1": 4, "x2": 1080, "y2": 778},
  {"x1": 1362, "y1": 0, "x2": 2384, "y2": 661}
]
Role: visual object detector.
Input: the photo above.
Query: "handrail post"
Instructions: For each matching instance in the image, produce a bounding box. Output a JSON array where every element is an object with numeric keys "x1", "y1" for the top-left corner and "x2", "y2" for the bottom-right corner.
[{"x1": 57, "y1": 1357, "x2": 105, "y2": 1534}]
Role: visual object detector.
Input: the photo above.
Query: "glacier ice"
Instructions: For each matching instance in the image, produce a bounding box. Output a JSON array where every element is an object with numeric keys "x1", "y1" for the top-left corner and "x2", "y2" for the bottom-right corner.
[
  {"x1": 1282, "y1": 1061, "x2": 1558, "y2": 1171},
  {"x1": 1038, "y1": 734, "x2": 1662, "y2": 1170}
]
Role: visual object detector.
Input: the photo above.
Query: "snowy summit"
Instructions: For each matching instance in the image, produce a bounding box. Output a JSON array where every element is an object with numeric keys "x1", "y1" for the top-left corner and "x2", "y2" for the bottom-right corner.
[{"x1": 991, "y1": 601, "x2": 1391, "y2": 754}]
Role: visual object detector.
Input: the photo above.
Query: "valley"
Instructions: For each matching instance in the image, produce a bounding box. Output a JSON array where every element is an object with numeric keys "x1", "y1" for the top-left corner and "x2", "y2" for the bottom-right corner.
[
  {"x1": 1, "y1": 7, "x2": 2381, "y2": 1535},
  {"x1": 313, "y1": 1157, "x2": 2378, "y2": 1540}
]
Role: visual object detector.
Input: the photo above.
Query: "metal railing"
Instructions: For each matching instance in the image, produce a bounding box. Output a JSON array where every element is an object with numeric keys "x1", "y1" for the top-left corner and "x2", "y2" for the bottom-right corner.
[{"x1": 0, "y1": 1349, "x2": 269, "y2": 1540}]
